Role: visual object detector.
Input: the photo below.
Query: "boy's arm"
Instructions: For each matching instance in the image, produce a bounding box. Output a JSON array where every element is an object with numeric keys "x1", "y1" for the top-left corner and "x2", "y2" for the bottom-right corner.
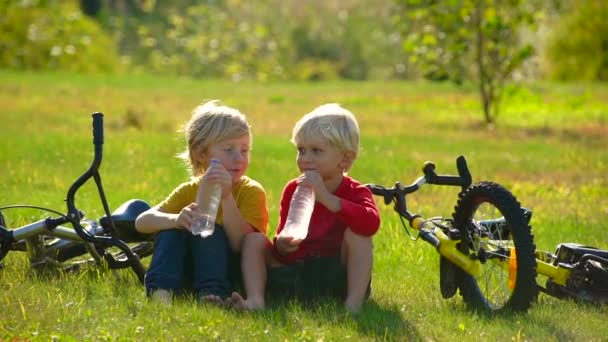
[
  {"x1": 222, "y1": 180, "x2": 269, "y2": 252},
  {"x1": 319, "y1": 182, "x2": 379, "y2": 236},
  {"x1": 301, "y1": 172, "x2": 379, "y2": 236},
  {"x1": 134, "y1": 181, "x2": 196, "y2": 233},
  {"x1": 221, "y1": 193, "x2": 255, "y2": 252},
  {"x1": 135, "y1": 204, "x2": 184, "y2": 233},
  {"x1": 336, "y1": 190, "x2": 380, "y2": 236}
]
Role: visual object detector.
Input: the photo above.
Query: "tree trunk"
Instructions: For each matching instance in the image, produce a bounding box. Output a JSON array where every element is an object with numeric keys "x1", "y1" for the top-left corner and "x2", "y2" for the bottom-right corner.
[{"x1": 475, "y1": 0, "x2": 492, "y2": 124}]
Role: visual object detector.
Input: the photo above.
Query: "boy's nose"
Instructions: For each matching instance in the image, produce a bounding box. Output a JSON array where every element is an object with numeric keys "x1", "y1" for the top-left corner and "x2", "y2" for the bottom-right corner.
[
  {"x1": 232, "y1": 150, "x2": 245, "y2": 162},
  {"x1": 297, "y1": 153, "x2": 311, "y2": 163}
]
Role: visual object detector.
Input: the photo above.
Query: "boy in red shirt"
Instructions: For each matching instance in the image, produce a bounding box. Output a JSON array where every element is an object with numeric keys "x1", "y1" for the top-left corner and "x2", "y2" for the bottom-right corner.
[{"x1": 230, "y1": 103, "x2": 380, "y2": 313}]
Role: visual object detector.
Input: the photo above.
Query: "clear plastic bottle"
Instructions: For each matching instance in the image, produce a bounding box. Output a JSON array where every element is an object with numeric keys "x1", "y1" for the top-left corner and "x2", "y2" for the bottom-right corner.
[
  {"x1": 279, "y1": 184, "x2": 315, "y2": 240},
  {"x1": 191, "y1": 159, "x2": 222, "y2": 238}
]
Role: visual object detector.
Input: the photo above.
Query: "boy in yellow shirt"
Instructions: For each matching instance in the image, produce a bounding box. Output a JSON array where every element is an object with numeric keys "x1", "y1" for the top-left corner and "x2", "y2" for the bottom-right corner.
[{"x1": 135, "y1": 100, "x2": 268, "y2": 304}]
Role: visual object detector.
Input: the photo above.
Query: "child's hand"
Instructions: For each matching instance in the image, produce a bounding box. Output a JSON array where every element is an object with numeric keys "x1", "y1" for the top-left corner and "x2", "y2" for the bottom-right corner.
[
  {"x1": 275, "y1": 235, "x2": 302, "y2": 255},
  {"x1": 298, "y1": 170, "x2": 335, "y2": 204},
  {"x1": 298, "y1": 170, "x2": 343, "y2": 213},
  {"x1": 297, "y1": 170, "x2": 326, "y2": 194},
  {"x1": 177, "y1": 203, "x2": 202, "y2": 231},
  {"x1": 202, "y1": 160, "x2": 232, "y2": 198}
]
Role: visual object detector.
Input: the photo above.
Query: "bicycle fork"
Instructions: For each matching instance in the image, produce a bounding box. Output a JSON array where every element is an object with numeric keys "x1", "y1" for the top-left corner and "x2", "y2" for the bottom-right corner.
[
  {"x1": 417, "y1": 223, "x2": 574, "y2": 289},
  {"x1": 412, "y1": 216, "x2": 482, "y2": 276}
]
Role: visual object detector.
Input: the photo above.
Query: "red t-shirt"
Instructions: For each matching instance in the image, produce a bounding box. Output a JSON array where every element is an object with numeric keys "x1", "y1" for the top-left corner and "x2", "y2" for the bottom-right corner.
[{"x1": 273, "y1": 175, "x2": 380, "y2": 264}]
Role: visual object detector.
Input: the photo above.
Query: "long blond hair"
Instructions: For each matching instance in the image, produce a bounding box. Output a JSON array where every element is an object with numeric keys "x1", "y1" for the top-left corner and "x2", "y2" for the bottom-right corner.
[{"x1": 178, "y1": 100, "x2": 251, "y2": 176}]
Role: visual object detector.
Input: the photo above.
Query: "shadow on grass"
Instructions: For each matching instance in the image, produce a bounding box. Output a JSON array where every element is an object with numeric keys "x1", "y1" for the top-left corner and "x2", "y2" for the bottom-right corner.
[
  {"x1": 263, "y1": 297, "x2": 419, "y2": 340},
  {"x1": 352, "y1": 299, "x2": 420, "y2": 340},
  {"x1": 452, "y1": 295, "x2": 608, "y2": 340},
  {"x1": 474, "y1": 304, "x2": 577, "y2": 341}
]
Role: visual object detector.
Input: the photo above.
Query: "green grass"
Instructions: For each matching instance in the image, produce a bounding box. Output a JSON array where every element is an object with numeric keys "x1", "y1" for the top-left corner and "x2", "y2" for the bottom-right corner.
[{"x1": 1, "y1": 70, "x2": 607, "y2": 340}]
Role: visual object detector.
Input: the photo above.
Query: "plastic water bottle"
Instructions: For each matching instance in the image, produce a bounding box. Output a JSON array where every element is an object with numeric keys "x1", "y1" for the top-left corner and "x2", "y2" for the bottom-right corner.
[
  {"x1": 279, "y1": 184, "x2": 315, "y2": 240},
  {"x1": 191, "y1": 159, "x2": 222, "y2": 238}
]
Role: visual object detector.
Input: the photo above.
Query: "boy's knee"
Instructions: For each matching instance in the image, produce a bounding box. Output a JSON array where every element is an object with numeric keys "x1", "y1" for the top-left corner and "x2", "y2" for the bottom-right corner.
[
  {"x1": 242, "y1": 232, "x2": 270, "y2": 251},
  {"x1": 343, "y1": 228, "x2": 372, "y2": 247}
]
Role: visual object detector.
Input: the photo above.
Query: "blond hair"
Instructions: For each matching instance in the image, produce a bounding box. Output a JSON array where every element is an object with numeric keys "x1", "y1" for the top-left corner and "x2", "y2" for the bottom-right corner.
[
  {"x1": 291, "y1": 103, "x2": 360, "y2": 166},
  {"x1": 179, "y1": 100, "x2": 251, "y2": 176}
]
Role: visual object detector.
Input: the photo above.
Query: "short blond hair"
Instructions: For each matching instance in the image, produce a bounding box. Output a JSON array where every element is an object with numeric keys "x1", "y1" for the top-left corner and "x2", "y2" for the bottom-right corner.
[
  {"x1": 179, "y1": 100, "x2": 251, "y2": 176},
  {"x1": 291, "y1": 103, "x2": 360, "y2": 160}
]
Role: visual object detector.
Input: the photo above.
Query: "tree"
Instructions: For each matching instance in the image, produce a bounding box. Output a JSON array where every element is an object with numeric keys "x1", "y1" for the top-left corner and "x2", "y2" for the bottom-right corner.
[
  {"x1": 544, "y1": 0, "x2": 608, "y2": 81},
  {"x1": 0, "y1": 0, "x2": 120, "y2": 73},
  {"x1": 80, "y1": 0, "x2": 102, "y2": 17},
  {"x1": 396, "y1": 0, "x2": 538, "y2": 125}
]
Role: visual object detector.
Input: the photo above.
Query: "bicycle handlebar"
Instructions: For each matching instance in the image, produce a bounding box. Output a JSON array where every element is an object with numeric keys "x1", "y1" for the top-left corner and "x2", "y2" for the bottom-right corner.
[
  {"x1": 366, "y1": 155, "x2": 473, "y2": 222},
  {"x1": 65, "y1": 113, "x2": 105, "y2": 240},
  {"x1": 424, "y1": 156, "x2": 472, "y2": 189},
  {"x1": 92, "y1": 112, "x2": 103, "y2": 146},
  {"x1": 63, "y1": 113, "x2": 146, "y2": 283}
]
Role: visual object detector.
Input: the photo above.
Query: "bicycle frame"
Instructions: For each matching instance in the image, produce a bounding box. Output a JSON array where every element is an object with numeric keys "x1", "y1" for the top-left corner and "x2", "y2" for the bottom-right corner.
[
  {"x1": 0, "y1": 113, "x2": 146, "y2": 283},
  {"x1": 536, "y1": 251, "x2": 570, "y2": 286}
]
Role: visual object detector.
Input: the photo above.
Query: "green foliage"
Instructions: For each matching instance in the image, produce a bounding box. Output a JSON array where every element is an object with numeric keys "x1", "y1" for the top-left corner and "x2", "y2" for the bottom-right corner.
[
  {"x1": 2, "y1": 0, "x2": 607, "y2": 86},
  {"x1": 544, "y1": 0, "x2": 608, "y2": 81},
  {"x1": 97, "y1": 0, "x2": 403, "y2": 81},
  {"x1": 0, "y1": 0, "x2": 121, "y2": 73},
  {"x1": 107, "y1": 1, "x2": 289, "y2": 81},
  {"x1": 395, "y1": 0, "x2": 541, "y2": 124}
]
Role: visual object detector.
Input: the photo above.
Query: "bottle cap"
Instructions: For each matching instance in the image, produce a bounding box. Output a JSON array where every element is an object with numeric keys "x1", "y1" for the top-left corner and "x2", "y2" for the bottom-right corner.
[{"x1": 210, "y1": 159, "x2": 220, "y2": 165}]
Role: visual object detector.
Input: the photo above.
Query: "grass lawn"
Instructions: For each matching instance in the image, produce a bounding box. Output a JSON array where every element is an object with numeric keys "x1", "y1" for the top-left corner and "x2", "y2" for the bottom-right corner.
[{"x1": 1, "y1": 70, "x2": 607, "y2": 340}]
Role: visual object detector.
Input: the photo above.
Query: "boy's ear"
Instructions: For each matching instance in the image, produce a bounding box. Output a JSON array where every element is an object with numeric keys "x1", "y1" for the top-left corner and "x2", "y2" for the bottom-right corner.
[{"x1": 340, "y1": 150, "x2": 356, "y2": 171}]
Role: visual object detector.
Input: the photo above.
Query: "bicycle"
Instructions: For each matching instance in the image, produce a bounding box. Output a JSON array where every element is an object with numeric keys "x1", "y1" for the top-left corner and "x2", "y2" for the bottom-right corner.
[
  {"x1": 366, "y1": 156, "x2": 608, "y2": 314},
  {"x1": 0, "y1": 113, "x2": 154, "y2": 284}
]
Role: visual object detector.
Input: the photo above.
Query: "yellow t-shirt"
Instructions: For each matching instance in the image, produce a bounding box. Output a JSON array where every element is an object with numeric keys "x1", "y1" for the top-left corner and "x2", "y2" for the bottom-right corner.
[{"x1": 158, "y1": 176, "x2": 268, "y2": 234}]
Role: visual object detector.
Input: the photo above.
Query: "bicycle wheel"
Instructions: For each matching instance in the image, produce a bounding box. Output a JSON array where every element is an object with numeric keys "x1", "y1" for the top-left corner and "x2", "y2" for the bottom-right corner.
[{"x1": 452, "y1": 181, "x2": 538, "y2": 313}]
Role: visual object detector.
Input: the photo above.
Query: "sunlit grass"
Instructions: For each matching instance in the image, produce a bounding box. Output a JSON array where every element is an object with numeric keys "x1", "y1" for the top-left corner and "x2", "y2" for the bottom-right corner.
[{"x1": 1, "y1": 70, "x2": 607, "y2": 340}]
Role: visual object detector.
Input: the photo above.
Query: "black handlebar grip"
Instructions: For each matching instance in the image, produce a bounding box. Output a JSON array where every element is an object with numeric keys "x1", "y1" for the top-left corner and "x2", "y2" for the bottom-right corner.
[
  {"x1": 456, "y1": 155, "x2": 472, "y2": 188},
  {"x1": 92, "y1": 112, "x2": 104, "y2": 145},
  {"x1": 433, "y1": 175, "x2": 462, "y2": 186},
  {"x1": 366, "y1": 184, "x2": 381, "y2": 195},
  {"x1": 422, "y1": 161, "x2": 436, "y2": 175}
]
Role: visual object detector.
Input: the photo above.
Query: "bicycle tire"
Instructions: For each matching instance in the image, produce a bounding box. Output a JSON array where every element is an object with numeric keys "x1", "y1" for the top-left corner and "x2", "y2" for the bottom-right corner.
[
  {"x1": 452, "y1": 181, "x2": 538, "y2": 313},
  {"x1": 55, "y1": 244, "x2": 88, "y2": 262},
  {"x1": 110, "y1": 241, "x2": 154, "y2": 264}
]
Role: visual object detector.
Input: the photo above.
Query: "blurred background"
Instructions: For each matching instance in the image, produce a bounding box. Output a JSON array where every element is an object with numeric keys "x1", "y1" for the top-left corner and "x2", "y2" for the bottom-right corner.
[{"x1": 2, "y1": 0, "x2": 606, "y2": 83}]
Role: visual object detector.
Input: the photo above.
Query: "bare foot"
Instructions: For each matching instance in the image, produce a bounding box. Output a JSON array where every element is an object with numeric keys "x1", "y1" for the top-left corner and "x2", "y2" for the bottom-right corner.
[
  {"x1": 228, "y1": 292, "x2": 264, "y2": 311},
  {"x1": 344, "y1": 300, "x2": 362, "y2": 314},
  {"x1": 199, "y1": 294, "x2": 226, "y2": 307}
]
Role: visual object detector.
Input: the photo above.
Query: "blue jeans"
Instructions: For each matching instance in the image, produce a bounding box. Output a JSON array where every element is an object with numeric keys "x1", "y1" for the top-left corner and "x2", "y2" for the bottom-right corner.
[{"x1": 144, "y1": 225, "x2": 233, "y2": 299}]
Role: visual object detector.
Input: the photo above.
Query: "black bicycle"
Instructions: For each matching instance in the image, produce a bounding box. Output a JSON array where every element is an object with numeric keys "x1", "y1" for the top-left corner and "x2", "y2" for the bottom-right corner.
[
  {"x1": 0, "y1": 113, "x2": 154, "y2": 283},
  {"x1": 366, "y1": 156, "x2": 608, "y2": 313}
]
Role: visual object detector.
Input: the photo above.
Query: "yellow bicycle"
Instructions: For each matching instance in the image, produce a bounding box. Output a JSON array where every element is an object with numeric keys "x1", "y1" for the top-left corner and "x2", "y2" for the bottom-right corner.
[{"x1": 366, "y1": 156, "x2": 607, "y2": 313}]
